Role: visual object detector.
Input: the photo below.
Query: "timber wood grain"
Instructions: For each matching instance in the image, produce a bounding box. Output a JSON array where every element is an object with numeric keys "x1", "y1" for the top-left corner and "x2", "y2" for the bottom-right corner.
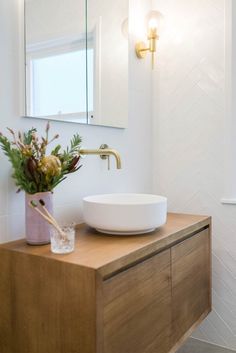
[
  {"x1": 0, "y1": 252, "x2": 97, "y2": 353},
  {"x1": 0, "y1": 213, "x2": 210, "y2": 279},
  {"x1": 103, "y1": 250, "x2": 171, "y2": 353},
  {"x1": 171, "y1": 229, "x2": 211, "y2": 346},
  {"x1": 0, "y1": 212, "x2": 211, "y2": 353}
]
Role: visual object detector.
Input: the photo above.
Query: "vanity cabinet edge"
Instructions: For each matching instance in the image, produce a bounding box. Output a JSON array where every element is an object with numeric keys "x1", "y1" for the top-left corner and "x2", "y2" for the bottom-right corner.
[
  {"x1": 97, "y1": 217, "x2": 211, "y2": 280},
  {"x1": 170, "y1": 226, "x2": 212, "y2": 352}
]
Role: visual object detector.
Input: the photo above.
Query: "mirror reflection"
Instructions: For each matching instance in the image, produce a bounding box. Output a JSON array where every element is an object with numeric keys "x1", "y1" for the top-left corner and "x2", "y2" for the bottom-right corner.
[{"x1": 24, "y1": 0, "x2": 128, "y2": 128}]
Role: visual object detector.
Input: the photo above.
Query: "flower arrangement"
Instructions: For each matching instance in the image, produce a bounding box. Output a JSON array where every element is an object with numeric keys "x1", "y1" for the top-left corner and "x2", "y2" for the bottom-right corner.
[{"x1": 0, "y1": 123, "x2": 82, "y2": 194}]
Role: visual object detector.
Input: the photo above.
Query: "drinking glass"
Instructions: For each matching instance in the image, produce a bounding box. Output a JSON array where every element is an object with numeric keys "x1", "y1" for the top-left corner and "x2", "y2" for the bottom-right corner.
[{"x1": 50, "y1": 224, "x2": 75, "y2": 254}]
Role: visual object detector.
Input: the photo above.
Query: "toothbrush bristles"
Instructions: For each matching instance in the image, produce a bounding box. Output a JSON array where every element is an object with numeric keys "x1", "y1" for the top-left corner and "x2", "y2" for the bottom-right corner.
[
  {"x1": 39, "y1": 199, "x2": 45, "y2": 206},
  {"x1": 31, "y1": 200, "x2": 38, "y2": 207}
]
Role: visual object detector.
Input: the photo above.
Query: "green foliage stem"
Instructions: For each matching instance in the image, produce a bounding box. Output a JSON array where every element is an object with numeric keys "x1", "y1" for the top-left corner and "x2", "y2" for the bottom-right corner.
[{"x1": 0, "y1": 127, "x2": 83, "y2": 194}]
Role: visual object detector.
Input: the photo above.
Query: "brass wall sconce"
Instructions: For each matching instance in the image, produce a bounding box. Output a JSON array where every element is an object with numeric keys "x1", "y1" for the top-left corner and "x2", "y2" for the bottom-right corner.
[{"x1": 135, "y1": 11, "x2": 163, "y2": 69}]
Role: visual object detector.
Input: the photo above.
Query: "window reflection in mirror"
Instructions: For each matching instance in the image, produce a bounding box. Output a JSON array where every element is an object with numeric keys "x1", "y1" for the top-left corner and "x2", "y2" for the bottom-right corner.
[{"x1": 25, "y1": 0, "x2": 87, "y2": 124}]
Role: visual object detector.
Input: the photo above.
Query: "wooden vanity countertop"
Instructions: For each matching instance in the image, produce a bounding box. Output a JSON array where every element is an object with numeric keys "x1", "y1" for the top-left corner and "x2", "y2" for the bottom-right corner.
[{"x1": 0, "y1": 213, "x2": 211, "y2": 278}]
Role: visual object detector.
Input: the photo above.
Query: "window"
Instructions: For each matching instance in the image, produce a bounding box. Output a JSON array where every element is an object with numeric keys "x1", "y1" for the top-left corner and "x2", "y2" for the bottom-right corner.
[{"x1": 26, "y1": 37, "x2": 94, "y2": 122}]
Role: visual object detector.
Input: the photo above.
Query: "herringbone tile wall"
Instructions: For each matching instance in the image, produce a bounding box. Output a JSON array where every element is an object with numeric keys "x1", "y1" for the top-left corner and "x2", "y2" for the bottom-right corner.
[{"x1": 152, "y1": 0, "x2": 236, "y2": 350}]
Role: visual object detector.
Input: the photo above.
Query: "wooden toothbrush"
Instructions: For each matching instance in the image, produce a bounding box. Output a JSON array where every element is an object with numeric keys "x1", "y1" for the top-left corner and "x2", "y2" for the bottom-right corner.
[{"x1": 29, "y1": 201, "x2": 67, "y2": 241}]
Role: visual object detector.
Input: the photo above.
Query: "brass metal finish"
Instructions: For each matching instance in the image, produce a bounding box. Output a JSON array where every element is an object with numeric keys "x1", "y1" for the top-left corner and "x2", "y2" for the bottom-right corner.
[
  {"x1": 135, "y1": 42, "x2": 149, "y2": 59},
  {"x1": 99, "y1": 144, "x2": 109, "y2": 160},
  {"x1": 148, "y1": 28, "x2": 159, "y2": 52},
  {"x1": 80, "y1": 145, "x2": 122, "y2": 169},
  {"x1": 135, "y1": 28, "x2": 159, "y2": 69},
  {"x1": 99, "y1": 144, "x2": 110, "y2": 170}
]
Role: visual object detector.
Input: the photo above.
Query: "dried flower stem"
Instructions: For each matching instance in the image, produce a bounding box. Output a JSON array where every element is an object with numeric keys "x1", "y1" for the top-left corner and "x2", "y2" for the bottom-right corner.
[{"x1": 0, "y1": 124, "x2": 82, "y2": 194}]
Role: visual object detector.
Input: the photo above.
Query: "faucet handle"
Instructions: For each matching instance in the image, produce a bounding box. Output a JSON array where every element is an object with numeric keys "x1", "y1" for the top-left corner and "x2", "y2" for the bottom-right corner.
[
  {"x1": 100, "y1": 144, "x2": 109, "y2": 151},
  {"x1": 100, "y1": 144, "x2": 110, "y2": 170}
]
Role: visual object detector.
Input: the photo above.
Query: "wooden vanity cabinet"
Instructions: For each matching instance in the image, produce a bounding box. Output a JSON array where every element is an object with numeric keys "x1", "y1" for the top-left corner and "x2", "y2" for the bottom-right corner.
[{"x1": 0, "y1": 213, "x2": 211, "y2": 353}]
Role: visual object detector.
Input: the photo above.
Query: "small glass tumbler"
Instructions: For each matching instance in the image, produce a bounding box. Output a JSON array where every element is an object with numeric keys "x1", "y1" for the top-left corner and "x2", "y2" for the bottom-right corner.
[{"x1": 50, "y1": 224, "x2": 75, "y2": 254}]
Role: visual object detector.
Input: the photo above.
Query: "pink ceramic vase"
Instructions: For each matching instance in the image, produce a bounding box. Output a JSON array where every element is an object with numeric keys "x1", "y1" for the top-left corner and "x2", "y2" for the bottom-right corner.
[{"x1": 25, "y1": 192, "x2": 53, "y2": 245}]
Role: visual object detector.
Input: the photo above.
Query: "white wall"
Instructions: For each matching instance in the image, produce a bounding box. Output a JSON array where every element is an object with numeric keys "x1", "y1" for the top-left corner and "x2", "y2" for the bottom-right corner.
[
  {"x1": 223, "y1": 0, "x2": 236, "y2": 202},
  {"x1": 152, "y1": 0, "x2": 236, "y2": 350},
  {"x1": 0, "y1": 0, "x2": 152, "y2": 242}
]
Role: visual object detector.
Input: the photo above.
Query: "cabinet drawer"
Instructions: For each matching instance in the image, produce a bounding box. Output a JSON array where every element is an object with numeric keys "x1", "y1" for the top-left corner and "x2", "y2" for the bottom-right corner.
[
  {"x1": 171, "y1": 228, "x2": 211, "y2": 346},
  {"x1": 102, "y1": 250, "x2": 171, "y2": 353}
]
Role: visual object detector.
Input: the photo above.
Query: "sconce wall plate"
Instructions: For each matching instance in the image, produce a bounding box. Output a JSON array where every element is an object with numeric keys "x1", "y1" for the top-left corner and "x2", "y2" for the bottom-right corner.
[{"x1": 135, "y1": 42, "x2": 149, "y2": 59}]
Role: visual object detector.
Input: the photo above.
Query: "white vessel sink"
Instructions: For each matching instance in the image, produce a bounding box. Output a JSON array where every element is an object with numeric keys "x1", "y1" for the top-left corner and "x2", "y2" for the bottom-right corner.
[{"x1": 83, "y1": 193, "x2": 167, "y2": 235}]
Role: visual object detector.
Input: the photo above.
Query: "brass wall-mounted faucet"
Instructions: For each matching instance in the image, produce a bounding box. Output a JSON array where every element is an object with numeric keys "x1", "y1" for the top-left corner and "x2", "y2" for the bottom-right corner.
[{"x1": 79, "y1": 144, "x2": 122, "y2": 170}]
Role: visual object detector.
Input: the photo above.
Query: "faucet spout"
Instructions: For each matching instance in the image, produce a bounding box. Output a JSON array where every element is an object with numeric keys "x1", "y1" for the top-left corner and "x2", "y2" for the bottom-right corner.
[{"x1": 79, "y1": 146, "x2": 122, "y2": 169}]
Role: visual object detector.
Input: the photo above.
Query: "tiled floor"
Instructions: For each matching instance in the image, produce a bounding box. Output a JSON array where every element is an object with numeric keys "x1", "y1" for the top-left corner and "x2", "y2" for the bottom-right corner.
[{"x1": 177, "y1": 338, "x2": 236, "y2": 353}]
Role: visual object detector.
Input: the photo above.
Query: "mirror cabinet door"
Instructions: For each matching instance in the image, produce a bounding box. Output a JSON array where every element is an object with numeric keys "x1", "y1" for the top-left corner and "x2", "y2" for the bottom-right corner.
[
  {"x1": 86, "y1": 0, "x2": 128, "y2": 128},
  {"x1": 24, "y1": 0, "x2": 128, "y2": 128},
  {"x1": 25, "y1": 0, "x2": 87, "y2": 124}
]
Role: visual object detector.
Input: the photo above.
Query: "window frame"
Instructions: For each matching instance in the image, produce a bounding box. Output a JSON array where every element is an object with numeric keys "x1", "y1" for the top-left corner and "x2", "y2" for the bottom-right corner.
[{"x1": 25, "y1": 34, "x2": 94, "y2": 123}]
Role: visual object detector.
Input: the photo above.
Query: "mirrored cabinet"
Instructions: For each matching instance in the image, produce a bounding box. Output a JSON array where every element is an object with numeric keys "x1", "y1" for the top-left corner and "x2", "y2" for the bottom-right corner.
[{"x1": 24, "y1": 0, "x2": 128, "y2": 128}]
